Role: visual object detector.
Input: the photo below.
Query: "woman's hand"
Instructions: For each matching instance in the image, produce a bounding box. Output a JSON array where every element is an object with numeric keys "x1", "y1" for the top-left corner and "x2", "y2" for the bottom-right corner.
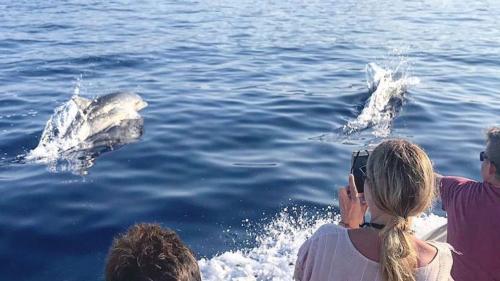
[{"x1": 338, "y1": 174, "x2": 368, "y2": 228}]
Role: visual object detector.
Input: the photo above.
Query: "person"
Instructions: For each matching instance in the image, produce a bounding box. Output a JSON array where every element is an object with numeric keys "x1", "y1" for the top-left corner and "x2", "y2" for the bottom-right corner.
[
  {"x1": 294, "y1": 140, "x2": 453, "y2": 281},
  {"x1": 434, "y1": 127, "x2": 500, "y2": 280},
  {"x1": 105, "y1": 223, "x2": 201, "y2": 281}
]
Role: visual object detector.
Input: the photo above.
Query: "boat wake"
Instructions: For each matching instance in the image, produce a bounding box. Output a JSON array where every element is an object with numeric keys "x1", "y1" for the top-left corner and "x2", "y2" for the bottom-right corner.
[
  {"x1": 343, "y1": 62, "x2": 420, "y2": 137},
  {"x1": 199, "y1": 207, "x2": 446, "y2": 281}
]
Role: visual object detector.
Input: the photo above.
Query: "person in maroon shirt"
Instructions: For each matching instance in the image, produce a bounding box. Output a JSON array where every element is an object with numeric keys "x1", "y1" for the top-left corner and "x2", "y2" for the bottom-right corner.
[{"x1": 436, "y1": 127, "x2": 500, "y2": 281}]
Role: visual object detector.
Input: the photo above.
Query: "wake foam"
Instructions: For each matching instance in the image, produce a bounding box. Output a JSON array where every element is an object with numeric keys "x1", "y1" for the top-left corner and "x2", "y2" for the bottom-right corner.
[
  {"x1": 343, "y1": 62, "x2": 420, "y2": 137},
  {"x1": 199, "y1": 207, "x2": 446, "y2": 281}
]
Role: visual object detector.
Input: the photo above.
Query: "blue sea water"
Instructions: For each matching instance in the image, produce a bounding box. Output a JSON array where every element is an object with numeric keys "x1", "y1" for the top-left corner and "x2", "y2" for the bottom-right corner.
[{"x1": 1, "y1": 0, "x2": 499, "y2": 280}]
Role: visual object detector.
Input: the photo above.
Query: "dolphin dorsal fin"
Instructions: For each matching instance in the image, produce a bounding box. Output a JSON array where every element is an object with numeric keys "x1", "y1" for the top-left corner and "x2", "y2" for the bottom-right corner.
[
  {"x1": 71, "y1": 95, "x2": 91, "y2": 109},
  {"x1": 71, "y1": 95, "x2": 92, "y2": 119}
]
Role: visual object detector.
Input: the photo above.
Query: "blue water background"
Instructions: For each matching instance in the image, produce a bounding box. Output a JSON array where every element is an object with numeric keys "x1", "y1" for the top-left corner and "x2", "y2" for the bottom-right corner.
[{"x1": 1, "y1": 1, "x2": 500, "y2": 280}]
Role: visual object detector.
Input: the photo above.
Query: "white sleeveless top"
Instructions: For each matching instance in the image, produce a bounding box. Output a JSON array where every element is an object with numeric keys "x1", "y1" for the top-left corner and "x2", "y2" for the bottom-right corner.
[{"x1": 294, "y1": 224, "x2": 453, "y2": 281}]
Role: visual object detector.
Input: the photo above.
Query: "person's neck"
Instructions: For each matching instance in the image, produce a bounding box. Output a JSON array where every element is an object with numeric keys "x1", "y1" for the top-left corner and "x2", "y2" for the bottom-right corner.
[
  {"x1": 368, "y1": 213, "x2": 414, "y2": 232},
  {"x1": 490, "y1": 180, "x2": 500, "y2": 188},
  {"x1": 485, "y1": 177, "x2": 500, "y2": 188},
  {"x1": 367, "y1": 213, "x2": 393, "y2": 227}
]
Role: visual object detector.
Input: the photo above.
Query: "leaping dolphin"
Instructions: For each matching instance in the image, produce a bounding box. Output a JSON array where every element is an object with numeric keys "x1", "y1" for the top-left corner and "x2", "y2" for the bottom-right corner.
[
  {"x1": 61, "y1": 92, "x2": 148, "y2": 144},
  {"x1": 27, "y1": 91, "x2": 148, "y2": 171},
  {"x1": 342, "y1": 63, "x2": 419, "y2": 136}
]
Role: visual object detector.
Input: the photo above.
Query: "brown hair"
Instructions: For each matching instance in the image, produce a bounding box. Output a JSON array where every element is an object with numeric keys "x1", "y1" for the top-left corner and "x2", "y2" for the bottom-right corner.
[
  {"x1": 366, "y1": 140, "x2": 435, "y2": 281},
  {"x1": 486, "y1": 127, "x2": 500, "y2": 178},
  {"x1": 105, "y1": 223, "x2": 201, "y2": 281}
]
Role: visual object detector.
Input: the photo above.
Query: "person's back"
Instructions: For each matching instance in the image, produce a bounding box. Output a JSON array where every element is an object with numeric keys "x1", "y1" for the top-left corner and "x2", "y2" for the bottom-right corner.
[
  {"x1": 105, "y1": 223, "x2": 201, "y2": 281},
  {"x1": 440, "y1": 176, "x2": 500, "y2": 280},
  {"x1": 295, "y1": 224, "x2": 453, "y2": 281},
  {"x1": 437, "y1": 127, "x2": 500, "y2": 281},
  {"x1": 294, "y1": 140, "x2": 454, "y2": 281}
]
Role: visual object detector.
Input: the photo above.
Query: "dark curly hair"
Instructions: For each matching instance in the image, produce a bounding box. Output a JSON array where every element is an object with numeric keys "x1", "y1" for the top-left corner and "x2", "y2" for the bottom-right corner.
[{"x1": 105, "y1": 223, "x2": 201, "y2": 281}]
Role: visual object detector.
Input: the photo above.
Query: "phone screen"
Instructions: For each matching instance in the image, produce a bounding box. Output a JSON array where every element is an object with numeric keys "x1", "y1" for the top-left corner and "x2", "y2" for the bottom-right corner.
[{"x1": 351, "y1": 150, "x2": 369, "y2": 193}]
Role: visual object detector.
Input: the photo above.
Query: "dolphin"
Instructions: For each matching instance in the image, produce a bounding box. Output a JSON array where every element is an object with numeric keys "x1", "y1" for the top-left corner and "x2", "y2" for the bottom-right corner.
[
  {"x1": 30, "y1": 91, "x2": 148, "y2": 160},
  {"x1": 65, "y1": 92, "x2": 148, "y2": 143},
  {"x1": 78, "y1": 91, "x2": 147, "y2": 117},
  {"x1": 343, "y1": 63, "x2": 418, "y2": 136}
]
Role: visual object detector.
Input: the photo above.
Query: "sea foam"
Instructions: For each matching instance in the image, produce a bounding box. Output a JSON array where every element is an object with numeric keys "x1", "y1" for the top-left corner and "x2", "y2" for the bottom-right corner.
[{"x1": 199, "y1": 208, "x2": 446, "y2": 281}]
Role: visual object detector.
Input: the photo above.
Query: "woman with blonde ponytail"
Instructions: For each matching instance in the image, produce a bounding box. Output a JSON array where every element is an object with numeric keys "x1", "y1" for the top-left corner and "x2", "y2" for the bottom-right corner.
[{"x1": 294, "y1": 140, "x2": 453, "y2": 281}]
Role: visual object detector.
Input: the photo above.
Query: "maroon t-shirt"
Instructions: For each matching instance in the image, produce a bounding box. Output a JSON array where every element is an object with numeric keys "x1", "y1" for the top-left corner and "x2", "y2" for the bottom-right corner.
[{"x1": 440, "y1": 176, "x2": 500, "y2": 281}]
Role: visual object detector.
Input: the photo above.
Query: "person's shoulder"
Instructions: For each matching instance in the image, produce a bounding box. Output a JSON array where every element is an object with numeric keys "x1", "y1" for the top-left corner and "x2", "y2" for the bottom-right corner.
[
  {"x1": 310, "y1": 223, "x2": 343, "y2": 240},
  {"x1": 441, "y1": 176, "x2": 480, "y2": 190},
  {"x1": 297, "y1": 224, "x2": 343, "y2": 259},
  {"x1": 423, "y1": 241, "x2": 454, "y2": 270},
  {"x1": 427, "y1": 241, "x2": 455, "y2": 258},
  {"x1": 426, "y1": 241, "x2": 455, "y2": 278},
  {"x1": 442, "y1": 176, "x2": 477, "y2": 184}
]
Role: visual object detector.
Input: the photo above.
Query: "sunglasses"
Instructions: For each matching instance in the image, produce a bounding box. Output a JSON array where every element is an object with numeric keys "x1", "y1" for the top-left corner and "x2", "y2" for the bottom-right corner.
[{"x1": 480, "y1": 151, "x2": 495, "y2": 165}]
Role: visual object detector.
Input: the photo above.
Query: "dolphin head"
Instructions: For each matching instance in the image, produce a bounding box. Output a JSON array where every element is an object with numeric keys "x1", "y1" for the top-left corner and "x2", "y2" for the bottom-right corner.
[
  {"x1": 117, "y1": 92, "x2": 148, "y2": 112},
  {"x1": 92, "y1": 92, "x2": 148, "y2": 112},
  {"x1": 82, "y1": 92, "x2": 148, "y2": 136}
]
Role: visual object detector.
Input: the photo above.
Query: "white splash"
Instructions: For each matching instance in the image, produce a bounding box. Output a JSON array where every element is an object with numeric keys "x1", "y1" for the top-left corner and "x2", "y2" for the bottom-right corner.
[
  {"x1": 73, "y1": 74, "x2": 83, "y2": 96},
  {"x1": 344, "y1": 62, "x2": 420, "y2": 137},
  {"x1": 27, "y1": 97, "x2": 85, "y2": 160},
  {"x1": 199, "y1": 208, "x2": 446, "y2": 281}
]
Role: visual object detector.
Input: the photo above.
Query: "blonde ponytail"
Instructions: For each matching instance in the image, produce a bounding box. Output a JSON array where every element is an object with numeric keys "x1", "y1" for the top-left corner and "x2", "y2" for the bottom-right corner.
[
  {"x1": 379, "y1": 217, "x2": 417, "y2": 281},
  {"x1": 366, "y1": 140, "x2": 435, "y2": 281}
]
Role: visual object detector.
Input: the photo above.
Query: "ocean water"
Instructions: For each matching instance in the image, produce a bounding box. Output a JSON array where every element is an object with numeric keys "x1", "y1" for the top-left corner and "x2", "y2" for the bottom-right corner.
[{"x1": 1, "y1": 1, "x2": 499, "y2": 280}]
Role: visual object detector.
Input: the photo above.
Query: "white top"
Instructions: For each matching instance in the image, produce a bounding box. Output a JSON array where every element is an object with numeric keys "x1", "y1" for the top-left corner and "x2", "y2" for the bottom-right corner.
[{"x1": 294, "y1": 224, "x2": 453, "y2": 281}]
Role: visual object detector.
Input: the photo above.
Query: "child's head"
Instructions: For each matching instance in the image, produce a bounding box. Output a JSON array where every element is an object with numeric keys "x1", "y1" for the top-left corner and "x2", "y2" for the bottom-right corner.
[{"x1": 105, "y1": 223, "x2": 201, "y2": 281}]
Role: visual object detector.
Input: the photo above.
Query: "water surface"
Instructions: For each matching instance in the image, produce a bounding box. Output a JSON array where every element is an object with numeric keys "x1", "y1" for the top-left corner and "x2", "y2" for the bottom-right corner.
[{"x1": 1, "y1": 1, "x2": 499, "y2": 280}]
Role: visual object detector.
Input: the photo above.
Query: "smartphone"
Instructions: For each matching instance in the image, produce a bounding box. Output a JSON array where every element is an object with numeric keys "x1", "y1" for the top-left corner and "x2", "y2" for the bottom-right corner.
[{"x1": 351, "y1": 150, "x2": 370, "y2": 193}]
